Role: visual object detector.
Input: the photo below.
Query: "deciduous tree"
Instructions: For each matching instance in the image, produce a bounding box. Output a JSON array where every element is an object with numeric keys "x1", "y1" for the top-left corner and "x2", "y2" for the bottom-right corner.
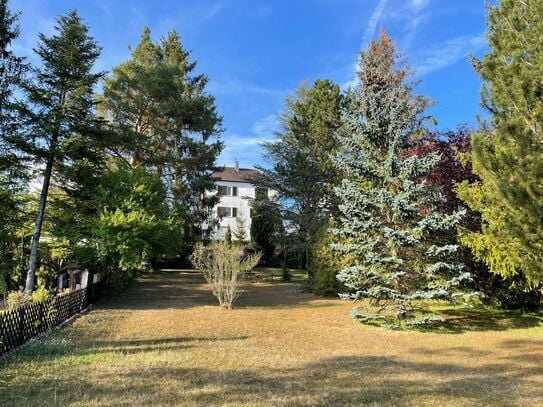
[
  {"x1": 190, "y1": 242, "x2": 261, "y2": 309},
  {"x1": 93, "y1": 166, "x2": 181, "y2": 289}
]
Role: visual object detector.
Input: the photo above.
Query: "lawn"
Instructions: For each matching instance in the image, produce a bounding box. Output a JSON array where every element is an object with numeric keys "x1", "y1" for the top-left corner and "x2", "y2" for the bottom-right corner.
[{"x1": 1, "y1": 270, "x2": 542, "y2": 406}]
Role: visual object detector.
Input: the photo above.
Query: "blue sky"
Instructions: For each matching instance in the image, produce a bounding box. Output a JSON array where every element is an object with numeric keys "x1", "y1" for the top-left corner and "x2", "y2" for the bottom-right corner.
[{"x1": 11, "y1": 0, "x2": 489, "y2": 168}]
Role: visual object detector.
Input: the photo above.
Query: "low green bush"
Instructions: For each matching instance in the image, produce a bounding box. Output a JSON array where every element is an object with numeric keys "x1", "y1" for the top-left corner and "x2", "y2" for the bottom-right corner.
[
  {"x1": 31, "y1": 287, "x2": 53, "y2": 303},
  {"x1": 309, "y1": 228, "x2": 352, "y2": 296}
]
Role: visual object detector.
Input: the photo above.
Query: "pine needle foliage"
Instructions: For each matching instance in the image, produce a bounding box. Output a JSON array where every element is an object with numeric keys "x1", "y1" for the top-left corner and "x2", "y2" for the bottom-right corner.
[
  {"x1": 9, "y1": 11, "x2": 104, "y2": 293},
  {"x1": 99, "y1": 27, "x2": 223, "y2": 251},
  {"x1": 254, "y1": 79, "x2": 343, "y2": 277},
  {"x1": 332, "y1": 31, "x2": 471, "y2": 327},
  {"x1": 456, "y1": 0, "x2": 543, "y2": 286},
  {"x1": 233, "y1": 216, "x2": 248, "y2": 243}
]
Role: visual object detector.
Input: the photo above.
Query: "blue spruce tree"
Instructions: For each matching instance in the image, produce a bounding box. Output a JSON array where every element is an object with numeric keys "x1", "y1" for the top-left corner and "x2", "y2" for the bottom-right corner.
[{"x1": 332, "y1": 31, "x2": 471, "y2": 327}]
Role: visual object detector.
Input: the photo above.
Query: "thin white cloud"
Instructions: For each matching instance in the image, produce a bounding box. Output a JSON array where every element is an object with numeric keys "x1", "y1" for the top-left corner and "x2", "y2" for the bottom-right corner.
[
  {"x1": 362, "y1": 0, "x2": 389, "y2": 45},
  {"x1": 186, "y1": 2, "x2": 226, "y2": 28},
  {"x1": 218, "y1": 114, "x2": 279, "y2": 167},
  {"x1": 251, "y1": 114, "x2": 280, "y2": 138},
  {"x1": 155, "y1": 2, "x2": 225, "y2": 38},
  {"x1": 9, "y1": 0, "x2": 56, "y2": 63},
  {"x1": 414, "y1": 35, "x2": 485, "y2": 76},
  {"x1": 341, "y1": 74, "x2": 358, "y2": 91},
  {"x1": 218, "y1": 134, "x2": 268, "y2": 167},
  {"x1": 94, "y1": 1, "x2": 113, "y2": 19},
  {"x1": 342, "y1": 0, "x2": 390, "y2": 90},
  {"x1": 409, "y1": 0, "x2": 430, "y2": 11}
]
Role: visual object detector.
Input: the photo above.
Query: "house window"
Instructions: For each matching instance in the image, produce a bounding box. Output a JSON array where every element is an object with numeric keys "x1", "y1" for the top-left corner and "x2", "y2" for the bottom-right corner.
[
  {"x1": 218, "y1": 186, "x2": 238, "y2": 196},
  {"x1": 218, "y1": 207, "x2": 238, "y2": 217}
]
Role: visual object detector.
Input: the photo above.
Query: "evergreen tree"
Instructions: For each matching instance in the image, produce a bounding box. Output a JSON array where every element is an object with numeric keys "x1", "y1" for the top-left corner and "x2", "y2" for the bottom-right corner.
[
  {"x1": 0, "y1": 0, "x2": 27, "y2": 291},
  {"x1": 332, "y1": 31, "x2": 470, "y2": 326},
  {"x1": 224, "y1": 225, "x2": 232, "y2": 246},
  {"x1": 456, "y1": 0, "x2": 543, "y2": 285},
  {"x1": 250, "y1": 189, "x2": 281, "y2": 259},
  {"x1": 233, "y1": 216, "x2": 248, "y2": 243},
  {"x1": 99, "y1": 27, "x2": 223, "y2": 253},
  {"x1": 255, "y1": 79, "x2": 343, "y2": 278},
  {"x1": 406, "y1": 127, "x2": 542, "y2": 309},
  {"x1": 0, "y1": 0, "x2": 25, "y2": 132},
  {"x1": 7, "y1": 11, "x2": 103, "y2": 294}
]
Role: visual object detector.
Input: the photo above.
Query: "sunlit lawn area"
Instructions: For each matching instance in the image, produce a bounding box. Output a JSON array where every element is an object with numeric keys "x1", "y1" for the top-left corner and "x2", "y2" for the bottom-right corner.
[{"x1": 1, "y1": 270, "x2": 543, "y2": 406}]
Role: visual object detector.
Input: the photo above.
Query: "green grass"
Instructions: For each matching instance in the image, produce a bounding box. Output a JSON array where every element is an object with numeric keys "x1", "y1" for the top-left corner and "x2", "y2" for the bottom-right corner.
[{"x1": 1, "y1": 269, "x2": 542, "y2": 406}]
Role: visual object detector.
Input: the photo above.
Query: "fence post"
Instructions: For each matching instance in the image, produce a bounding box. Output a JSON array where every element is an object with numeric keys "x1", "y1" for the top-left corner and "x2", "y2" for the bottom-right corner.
[
  {"x1": 89, "y1": 283, "x2": 94, "y2": 304},
  {"x1": 18, "y1": 306, "x2": 25, "y2": 346},
  {"x1": 38, "y1": 302, "x2": 44, "y2": 334}
]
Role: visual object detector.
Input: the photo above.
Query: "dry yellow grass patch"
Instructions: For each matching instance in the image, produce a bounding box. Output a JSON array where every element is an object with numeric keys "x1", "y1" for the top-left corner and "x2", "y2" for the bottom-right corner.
[{"x1": 1, "y1": 270, "x2": 542, "y2": 406}]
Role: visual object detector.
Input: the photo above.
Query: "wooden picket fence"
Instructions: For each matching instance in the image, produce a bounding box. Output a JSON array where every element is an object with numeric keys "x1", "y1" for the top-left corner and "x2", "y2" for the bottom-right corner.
[{"x1": 0, "y1": 282, "x2": 105, "y2": 356}]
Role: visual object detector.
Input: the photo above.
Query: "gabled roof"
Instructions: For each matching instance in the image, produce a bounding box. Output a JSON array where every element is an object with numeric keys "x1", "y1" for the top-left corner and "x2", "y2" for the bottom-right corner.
[{"x1": 212, "y1": 167, "x2": 261, "y2": 183}]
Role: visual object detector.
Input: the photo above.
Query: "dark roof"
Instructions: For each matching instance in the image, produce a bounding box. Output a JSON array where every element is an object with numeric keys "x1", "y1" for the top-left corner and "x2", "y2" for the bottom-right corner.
[{"x1": 212, "y1": 167, "x2": 261, "y2": 183}]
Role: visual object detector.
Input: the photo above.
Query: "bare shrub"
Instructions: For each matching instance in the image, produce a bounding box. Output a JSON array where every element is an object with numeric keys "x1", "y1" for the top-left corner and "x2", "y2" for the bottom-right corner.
[{"x1": 190, "y1": 242, "x2": 261, "y2": 309}]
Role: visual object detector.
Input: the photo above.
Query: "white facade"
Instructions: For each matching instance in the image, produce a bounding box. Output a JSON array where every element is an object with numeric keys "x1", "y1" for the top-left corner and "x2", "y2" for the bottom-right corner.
[
  {"x1": 205, "y1": 166, "x2": 274, "y2": 241},
  {"x1": 211, "y1": 180, "x2": 254, "y2": 240}
]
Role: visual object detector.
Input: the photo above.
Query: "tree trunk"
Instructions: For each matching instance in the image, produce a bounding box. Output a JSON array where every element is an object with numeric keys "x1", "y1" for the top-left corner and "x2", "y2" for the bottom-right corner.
[{"x1": 24, "y1": 155, "x2": 54, "y2": 295}]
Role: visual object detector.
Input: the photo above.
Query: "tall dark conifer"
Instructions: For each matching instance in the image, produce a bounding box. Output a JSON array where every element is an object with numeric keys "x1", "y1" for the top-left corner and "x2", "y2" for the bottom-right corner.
[
  {"x1": 255, "y1": 79, "x2": 343, "y2": 276},
  {"x1": 0, "y1": 0, "x2": 26, "y2": 289},
  {"x1": 0, "y1": 0, "x2": 24, "y2": 131},
  {"x1": 8, "y1": 11, "x2": 103, "y2": 294},
  {"x1": 0, "y1": 0, "x2": 26, "y2": 185},
  {"x1": 99, "y1": 28, "x2": 223, "y2": 253}
]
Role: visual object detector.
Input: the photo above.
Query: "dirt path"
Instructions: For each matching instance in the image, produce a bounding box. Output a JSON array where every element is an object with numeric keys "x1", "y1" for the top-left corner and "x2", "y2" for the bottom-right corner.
[{"x1": 1, "y1": 270, "x2": 542, "y2": 406}]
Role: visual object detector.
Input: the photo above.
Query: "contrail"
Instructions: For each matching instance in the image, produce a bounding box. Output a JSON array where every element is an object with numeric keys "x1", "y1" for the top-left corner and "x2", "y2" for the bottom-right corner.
[
  {"x1": 362, "y1": 0, "x2": 389, "y2": 45},
  {"x1": 342, "y1": 0, "x2": 390, "y2": 89}
]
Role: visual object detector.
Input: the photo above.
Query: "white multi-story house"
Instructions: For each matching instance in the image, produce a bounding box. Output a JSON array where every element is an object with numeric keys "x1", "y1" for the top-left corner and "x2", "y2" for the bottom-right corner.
[{"x1": 207, "y1": 161, "x2": 272, "y2": 241}]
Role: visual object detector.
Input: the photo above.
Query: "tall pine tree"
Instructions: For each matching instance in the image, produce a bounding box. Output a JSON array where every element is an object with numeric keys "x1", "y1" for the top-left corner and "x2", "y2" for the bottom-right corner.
[
  {"x1": 332, "y1": 31, "x2": 470, "y2": 326},
  {"x1": 0, "y1": 0, "x2": 27, "y2": 290},
  {"x1": 456, "y1": 0, "x2": 543, "y2": 286},
  {"x1": 8, "y1": 11, "x2": 103, "y2": 294},
  {"x1": 0, "y1": 0, "x2": 25, "y2": 132},
  {"x1": 99, "y1": 27, "x2": 223, "y2": 253}
]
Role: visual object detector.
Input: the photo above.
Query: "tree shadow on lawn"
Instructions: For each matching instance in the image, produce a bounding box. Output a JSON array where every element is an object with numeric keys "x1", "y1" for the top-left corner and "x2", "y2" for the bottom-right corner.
[
  {"x1": 8, "y1": 334, "x2": 250, "y2": 364},
  {"x1": 235, "y1": 283, "x2": 333, "y2": 309},
  {"x1": 495, "y1": 338, "x2": 543, "y2": 366},
  {"x1": 410, "y1": 337, "x2": 543, "y2": 361},
  {"x1": 96, "y1": 270, "x2": 543, "y2": 333},
  {"x1": 2, "y1": 352, "x2": 542, "y2": 405},
  {"x1": 98, "y1": 270, "x2": 330, "y2": 311},
  {"x1": 420, "y1": 308, "x2": 543, "y2": 334},
  {"x1": 97, "y1": 270, "x2": 214, "y2": 311}
]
